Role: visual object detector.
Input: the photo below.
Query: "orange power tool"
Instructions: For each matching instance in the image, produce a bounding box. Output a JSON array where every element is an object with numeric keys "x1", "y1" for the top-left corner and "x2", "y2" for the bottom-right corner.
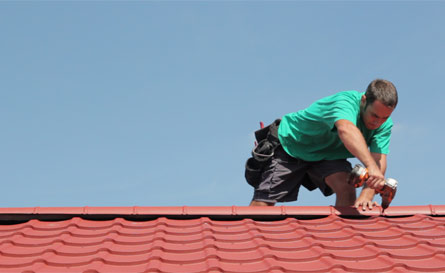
[{"x1": 349, "y1": 164, "x2": 398, "y2": 209}]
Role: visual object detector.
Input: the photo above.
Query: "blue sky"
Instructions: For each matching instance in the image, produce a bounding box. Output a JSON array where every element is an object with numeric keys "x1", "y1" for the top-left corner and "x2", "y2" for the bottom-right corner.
[{"x1": 1, "y1": 2, "x2": 444, "y2": 208}]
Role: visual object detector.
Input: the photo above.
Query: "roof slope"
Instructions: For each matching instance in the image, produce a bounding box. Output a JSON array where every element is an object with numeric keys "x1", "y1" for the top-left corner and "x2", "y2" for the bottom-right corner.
[{"x1": 0, "y1": 205, "x2": 444, "y2": 273}]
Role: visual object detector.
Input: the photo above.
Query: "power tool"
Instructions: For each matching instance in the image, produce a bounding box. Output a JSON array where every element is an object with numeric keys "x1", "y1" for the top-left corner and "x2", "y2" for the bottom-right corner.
[{"x1": 349, "y1": 164, "x2": 398, "y2": 209}]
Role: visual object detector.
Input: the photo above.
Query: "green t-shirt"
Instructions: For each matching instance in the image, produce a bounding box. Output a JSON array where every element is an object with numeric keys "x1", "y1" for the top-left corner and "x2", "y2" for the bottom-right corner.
[{"x1": 278, "y1": 90, "x2": 393, "y2": 161}]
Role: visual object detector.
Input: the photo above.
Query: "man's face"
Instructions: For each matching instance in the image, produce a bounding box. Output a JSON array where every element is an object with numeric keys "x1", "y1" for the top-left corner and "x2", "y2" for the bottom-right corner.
[{"x1": 361, "y1": 97, "x2": 394, "y2": 130}]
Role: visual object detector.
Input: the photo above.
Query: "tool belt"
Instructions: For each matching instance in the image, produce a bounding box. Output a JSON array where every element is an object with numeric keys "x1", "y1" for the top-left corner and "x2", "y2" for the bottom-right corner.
[{"x1": 245, "y1": 119, "x2": 281, "y2": 187}]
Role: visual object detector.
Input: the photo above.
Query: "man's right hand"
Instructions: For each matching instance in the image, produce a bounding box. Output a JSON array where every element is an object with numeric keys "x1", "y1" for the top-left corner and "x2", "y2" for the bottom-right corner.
[{"x1": 365, "y1": 165, "x2": 385, "y2": 190}]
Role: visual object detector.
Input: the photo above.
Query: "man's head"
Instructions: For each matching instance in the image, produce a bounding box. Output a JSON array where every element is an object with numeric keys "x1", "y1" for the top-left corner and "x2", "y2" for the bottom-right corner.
[{"x1": 361, "y1": 79, "x2": 398, "y2": 130}]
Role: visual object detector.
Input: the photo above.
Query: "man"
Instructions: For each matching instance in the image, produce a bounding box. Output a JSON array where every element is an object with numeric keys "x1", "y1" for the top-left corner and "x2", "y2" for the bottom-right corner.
[{"x1": 247, "y1": 79, "x2": 398, "y2": 210}]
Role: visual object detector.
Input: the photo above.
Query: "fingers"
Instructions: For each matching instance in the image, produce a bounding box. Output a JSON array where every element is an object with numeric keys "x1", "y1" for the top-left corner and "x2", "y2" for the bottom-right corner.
[
  {"x1": 365, "y1": 165, "x2": 385, "y2": 190},
  {"x1": 354, "y1": 201, "x2": 380, "y2": 211},
  {"x1": 361, "y1": 201, "x2": 373, "y2": 211},
  {"x1": 366, "y1": 176, "x2": 385, "y2": 190},
  {"x1": 353, "y1": 201, "x2": 360, "y2": 209}
]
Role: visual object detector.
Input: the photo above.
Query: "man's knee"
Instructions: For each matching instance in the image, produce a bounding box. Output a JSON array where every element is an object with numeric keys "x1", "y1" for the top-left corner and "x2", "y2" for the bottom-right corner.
[
  {"x1": 325, "y1": 172, "x2": 355, "y2": 194},
  {"x1": 325, "y1": 172, "x2": 356, "y2": 206}
]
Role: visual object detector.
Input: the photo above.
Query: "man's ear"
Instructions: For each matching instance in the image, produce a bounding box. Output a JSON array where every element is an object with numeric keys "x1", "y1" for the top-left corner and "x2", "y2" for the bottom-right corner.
[{"x1": 360, "y1": 95, "x2": 367, "y2": 108}]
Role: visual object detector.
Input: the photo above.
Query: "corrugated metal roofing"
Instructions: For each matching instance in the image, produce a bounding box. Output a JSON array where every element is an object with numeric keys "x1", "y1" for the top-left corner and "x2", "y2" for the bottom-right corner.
[{"x1": 0, "y1": 205, "x2": 444, "y2": 273}]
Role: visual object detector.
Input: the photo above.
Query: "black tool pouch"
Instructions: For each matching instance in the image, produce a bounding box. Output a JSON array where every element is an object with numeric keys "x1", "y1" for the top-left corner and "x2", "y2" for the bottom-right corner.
[{"x1": 245, "y1": 119, "x2": 281, "y2": 187}]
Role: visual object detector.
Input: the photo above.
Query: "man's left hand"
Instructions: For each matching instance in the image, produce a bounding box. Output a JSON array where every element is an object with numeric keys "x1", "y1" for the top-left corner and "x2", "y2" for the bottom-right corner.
[{"x1": 354, "y1": 197, "x2": 378, "y2": 211}]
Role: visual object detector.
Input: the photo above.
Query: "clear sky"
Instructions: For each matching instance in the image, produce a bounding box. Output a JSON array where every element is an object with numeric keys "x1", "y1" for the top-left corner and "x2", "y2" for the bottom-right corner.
[{"x1": 1, "y1": 1, "x2": 444, "y2": 208}]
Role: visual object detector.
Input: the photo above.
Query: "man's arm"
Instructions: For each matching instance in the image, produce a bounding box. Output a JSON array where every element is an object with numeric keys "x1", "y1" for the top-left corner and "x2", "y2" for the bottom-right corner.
[
  {"x1": 371, "y1": 152, "x2": 387, "y2": 174},
  {"x1": 354, "y1": 152, "x2": 387, "y2": 210},
  {"x1": 335, "y1": 119, "x2": 386, "y2": 189}
]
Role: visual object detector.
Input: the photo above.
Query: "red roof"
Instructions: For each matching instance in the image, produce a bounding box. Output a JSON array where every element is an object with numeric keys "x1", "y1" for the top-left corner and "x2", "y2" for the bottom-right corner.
[{"x1": 0, "y1": 205, "x2": 444, "y2": 273}]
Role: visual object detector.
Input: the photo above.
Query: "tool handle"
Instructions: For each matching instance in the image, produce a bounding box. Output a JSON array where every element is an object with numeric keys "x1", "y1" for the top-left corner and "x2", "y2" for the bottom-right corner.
[{"x1": 350, "y1": 164, "x2": 368, "y2": 188}]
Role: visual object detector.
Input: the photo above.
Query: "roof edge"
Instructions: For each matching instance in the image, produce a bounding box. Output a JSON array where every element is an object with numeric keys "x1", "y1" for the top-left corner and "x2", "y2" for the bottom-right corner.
[{"x1": 0, "y1": 205, "x2": 444, "y2": 221}]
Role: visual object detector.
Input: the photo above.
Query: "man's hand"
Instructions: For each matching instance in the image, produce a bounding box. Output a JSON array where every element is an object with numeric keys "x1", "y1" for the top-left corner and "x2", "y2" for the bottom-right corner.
[
  {"x1": 354, "y1": 186, "x2": 378, "y2": 211},
  {"x1": 365, "y1": 165, "x2": 385, "y2": 190},
  {"x1": 354, "y1": 197, "x2": 378, "y2": 211}
]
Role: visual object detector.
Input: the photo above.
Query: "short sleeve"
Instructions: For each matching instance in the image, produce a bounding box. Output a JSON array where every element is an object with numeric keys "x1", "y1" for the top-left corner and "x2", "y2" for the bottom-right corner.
[{"x1": 313, "y1": 92, "x2": 360, "y2": 129}]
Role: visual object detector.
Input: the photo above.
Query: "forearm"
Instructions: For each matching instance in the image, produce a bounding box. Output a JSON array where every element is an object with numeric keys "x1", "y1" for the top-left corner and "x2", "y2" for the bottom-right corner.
[
  {"x1": 358, "y1": 153, "x2": 387, "y2": 199},
  {"x1": 335, "y1": 120, "x2": 378, "y2": 169},
  {"x1": 359, "y1": 184, "x2": 376, "y2": 199},
  {"x1": 372, "y1": 152, "x2": 387, "y2": 175}
]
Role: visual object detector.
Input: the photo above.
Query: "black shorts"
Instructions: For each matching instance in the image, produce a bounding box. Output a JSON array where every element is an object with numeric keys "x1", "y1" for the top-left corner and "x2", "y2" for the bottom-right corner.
[{"x1": 252, "y1": 145, "x2": 352, "y2": 203}]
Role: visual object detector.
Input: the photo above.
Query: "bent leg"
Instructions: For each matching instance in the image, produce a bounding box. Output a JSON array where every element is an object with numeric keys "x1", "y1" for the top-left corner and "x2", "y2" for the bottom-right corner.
[
  {"x1": 325, "y1": 172, "x2": 356, "y2": 206},
  {"x1": 249, "y1": 146, "x2": 308, "y2": 206}
]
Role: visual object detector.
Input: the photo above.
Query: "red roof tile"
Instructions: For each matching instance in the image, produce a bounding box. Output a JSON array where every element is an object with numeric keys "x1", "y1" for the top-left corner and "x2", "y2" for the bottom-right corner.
[{"x1": 0, "y1": 205, "x2": 444, "y2": 273}]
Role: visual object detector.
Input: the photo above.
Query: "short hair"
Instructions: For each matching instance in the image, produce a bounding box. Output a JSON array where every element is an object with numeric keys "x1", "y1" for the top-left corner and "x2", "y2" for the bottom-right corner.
[{"x1": 365, "y1": 79, "x2": 398, "y2": 108}]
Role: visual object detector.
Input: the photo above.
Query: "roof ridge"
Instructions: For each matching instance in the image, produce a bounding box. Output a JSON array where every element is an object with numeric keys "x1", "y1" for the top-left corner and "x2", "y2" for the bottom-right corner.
[{"x1": 0, "y1": 205, "x2": 444, "y2": 219}]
